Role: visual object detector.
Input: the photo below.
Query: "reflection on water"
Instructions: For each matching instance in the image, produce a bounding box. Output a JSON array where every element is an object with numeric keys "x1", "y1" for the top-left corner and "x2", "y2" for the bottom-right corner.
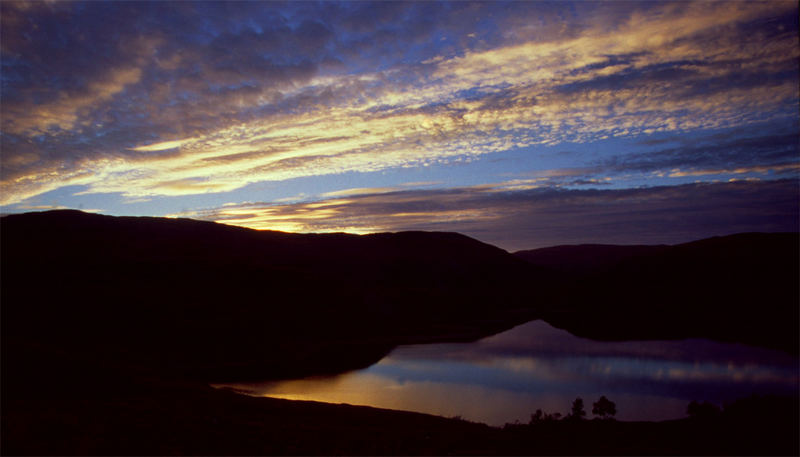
[{"x1": 215, "y1": 320, "x2": 799, "y2": 426}]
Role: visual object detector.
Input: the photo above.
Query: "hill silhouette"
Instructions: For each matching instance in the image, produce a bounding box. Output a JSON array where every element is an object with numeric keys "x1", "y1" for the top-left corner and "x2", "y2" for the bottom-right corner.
[
  {"x1": 3, "y1": 210, "x2": 796, "y2": 384},
  {"x1": 2, "y1": 210, "x2": 798, "y2": 454},
  {"x1": 2, "y1": 209, "x2": 543, "y2": 383},
  {"x1": 514, "y1": 244, "x2": 668, "y2": 275},
  {"x1": 514, "y1": 234, "x2": 799, "y2": 353},
  {"x1": 1, "y1": 210, "x2": 546, "y2": 454}
]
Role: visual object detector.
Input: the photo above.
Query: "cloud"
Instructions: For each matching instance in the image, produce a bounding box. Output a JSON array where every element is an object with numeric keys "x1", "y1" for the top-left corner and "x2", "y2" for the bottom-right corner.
[
  {"x1": 666, "y1": 163, "x2": 799, "y2": 178},
  {"x1": 131, "y1": 138, "x2": 199, "y2": 152},
  {"x1": 171, "y1": 179, "x2": 799, "y2": 251},
  {"x1": 321, "y1": 187, "x2": 405, "y2": 198},
  {"x1": 1, "y1": 1, "x2": 798, "y2": 206},
  {"x1": 1, "y1": 66, "x2": 143, "y2": 135},
  {"x1": 603, "y1": 125, "x2": 800, "y2": 176}
]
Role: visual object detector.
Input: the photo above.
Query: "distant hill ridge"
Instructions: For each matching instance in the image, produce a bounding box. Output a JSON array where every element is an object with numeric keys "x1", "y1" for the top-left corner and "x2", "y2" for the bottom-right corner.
[
  {"x1": 514, "y1": 232, "x2": 798, "y2": 353},
  {"x1": 1, "y1": 209, "x2": 518, "y2": 267},
  {"x1": 514, "y1": 244, "x2": 668, "y2": 274},
  {"x1": 514, "y1": 232, "x2": 798, "y2": 275},
  {"x1": 2, "y1": 209, "x2": 797, "y2": 388},
  {"x1": 1, "y1": 209, "x2": 540, "y2": 383},
  {"x1": 2, "y1": 210, "x2": 798, "y2": 454}
]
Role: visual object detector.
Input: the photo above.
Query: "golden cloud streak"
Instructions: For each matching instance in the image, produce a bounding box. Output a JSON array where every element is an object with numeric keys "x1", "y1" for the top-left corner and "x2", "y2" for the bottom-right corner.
[
  {"x1": 2, "y1": 1, "x2": 797, "y2": 205},
  {"x1": 667, "y1": 163, "x2": 800, "y2": 178},
  {"x1": 320, "y1": 187, "x2": 402, "y2": 198},
  {"x1": 167, "y1": 179, "x2": 542, "y2": 234},
  {"x1": 131, "y1": 138, "x2": 199, "y2": 152},
  {"x1": 164, "y1": 178, "x2": 798, "y2": 251}
]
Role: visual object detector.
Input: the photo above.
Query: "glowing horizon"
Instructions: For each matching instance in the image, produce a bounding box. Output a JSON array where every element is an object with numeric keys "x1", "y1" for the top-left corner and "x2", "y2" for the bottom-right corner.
[{"x1": 2, "y1": 1, "x2": 797, "y2": 249}]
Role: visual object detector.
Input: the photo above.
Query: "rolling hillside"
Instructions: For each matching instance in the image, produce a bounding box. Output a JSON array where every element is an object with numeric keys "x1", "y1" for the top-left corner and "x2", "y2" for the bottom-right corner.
[
  {"x1": 2, "y1": 210, "x2": 797, "y2": 455},
  {"x1": 515, "y1": 234, "x2": 799, "y2": 353}
]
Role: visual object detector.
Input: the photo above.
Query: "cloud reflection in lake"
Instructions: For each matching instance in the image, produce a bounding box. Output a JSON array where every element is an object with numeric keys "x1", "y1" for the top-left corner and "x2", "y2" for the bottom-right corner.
[{"x1": 217, "y1": 320, "x2": 798, "y2": 425}]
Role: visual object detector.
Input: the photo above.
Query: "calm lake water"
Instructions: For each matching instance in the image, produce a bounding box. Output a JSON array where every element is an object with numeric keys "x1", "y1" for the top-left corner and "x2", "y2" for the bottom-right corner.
[{"x1": 215, "y1": 320, "x2": 799, "y2": 426}]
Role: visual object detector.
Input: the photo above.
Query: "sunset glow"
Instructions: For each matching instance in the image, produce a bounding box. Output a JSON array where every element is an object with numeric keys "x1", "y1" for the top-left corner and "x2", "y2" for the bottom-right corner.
[
  {"x1": 2, "y1": 1, "x2": 797, "y2": 249},
  {"x1": 217, "y1": 321, "x2": 799, "y2": 425}
]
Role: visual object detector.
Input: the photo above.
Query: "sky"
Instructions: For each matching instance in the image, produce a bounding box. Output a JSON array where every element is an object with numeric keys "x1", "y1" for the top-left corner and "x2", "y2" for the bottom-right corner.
[{"x1": 1, "y1": 1, "x2": 798, "y2": 250}]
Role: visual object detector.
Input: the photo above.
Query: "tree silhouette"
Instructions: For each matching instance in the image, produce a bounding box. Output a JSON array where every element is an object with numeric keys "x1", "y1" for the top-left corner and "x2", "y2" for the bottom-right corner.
[
  {"x1": 529, "y1": 409, "x2": 561, "y2": 424},
  {"x1": 568, "y1": 397, "x2": 586, "y2": 421},
  {"x1": 687, "y1": 400, "x2": 720, "y2": 420},
  {"x1": 592, "y1": 396, "x2": 617, "y2": 420}
]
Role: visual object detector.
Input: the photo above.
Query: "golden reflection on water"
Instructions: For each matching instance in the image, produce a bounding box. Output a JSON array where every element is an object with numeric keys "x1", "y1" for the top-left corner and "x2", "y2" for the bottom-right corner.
[
  {"x1": 218, "y1": 369, "x2": 693, "y2": 425},
  {"x1": 214, "y1": 320, "x2": 799, "y2": 426}
]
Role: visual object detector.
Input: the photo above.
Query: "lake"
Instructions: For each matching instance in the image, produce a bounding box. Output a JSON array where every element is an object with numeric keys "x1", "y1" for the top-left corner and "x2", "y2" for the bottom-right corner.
[{"x1": 214, "y1": 320, "x2": 799, "y2": 426}]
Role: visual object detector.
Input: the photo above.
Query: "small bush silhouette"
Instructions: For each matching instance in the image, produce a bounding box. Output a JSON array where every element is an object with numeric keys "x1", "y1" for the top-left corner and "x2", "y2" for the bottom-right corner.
[{"x1": 592, "y1": 396, "x2": 617, "y2": 420}]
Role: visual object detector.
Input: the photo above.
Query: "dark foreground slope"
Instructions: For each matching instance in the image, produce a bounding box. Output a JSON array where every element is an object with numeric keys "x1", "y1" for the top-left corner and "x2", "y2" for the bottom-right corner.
[
  {"x1": 5, "y1": 378, "x2": 798, "y2": 455},
  {"x1": 2, "y1": 210, "x2": 798, "y2": 455},
  {"x1": 515, "y1": 234, "x2": 800, "y2": 354},
  {"x1": 1, "y1": 210, "x2": 545, "y2": 454},
  {"x1": 1, "y1": 210, "x2": 541, "y2": 384}
]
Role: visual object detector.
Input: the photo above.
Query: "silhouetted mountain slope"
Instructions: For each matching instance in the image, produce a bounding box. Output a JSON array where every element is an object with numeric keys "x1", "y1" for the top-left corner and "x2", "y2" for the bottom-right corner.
[
  {"x1": 516, "y1": 233, "x2": 799, "y2": 353},
  {"x1": 2, "y1": 210, "x2": 798, "y2": 455},
  {"x1": 514, "y1": 244, "x2": 668, "y2": 275},
  {"x1": 3, "y1": 210, "x2": 796, "y2": 386},
  {"x1": 1, "y1": 210, "x2": 542, "y2": 383}
]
